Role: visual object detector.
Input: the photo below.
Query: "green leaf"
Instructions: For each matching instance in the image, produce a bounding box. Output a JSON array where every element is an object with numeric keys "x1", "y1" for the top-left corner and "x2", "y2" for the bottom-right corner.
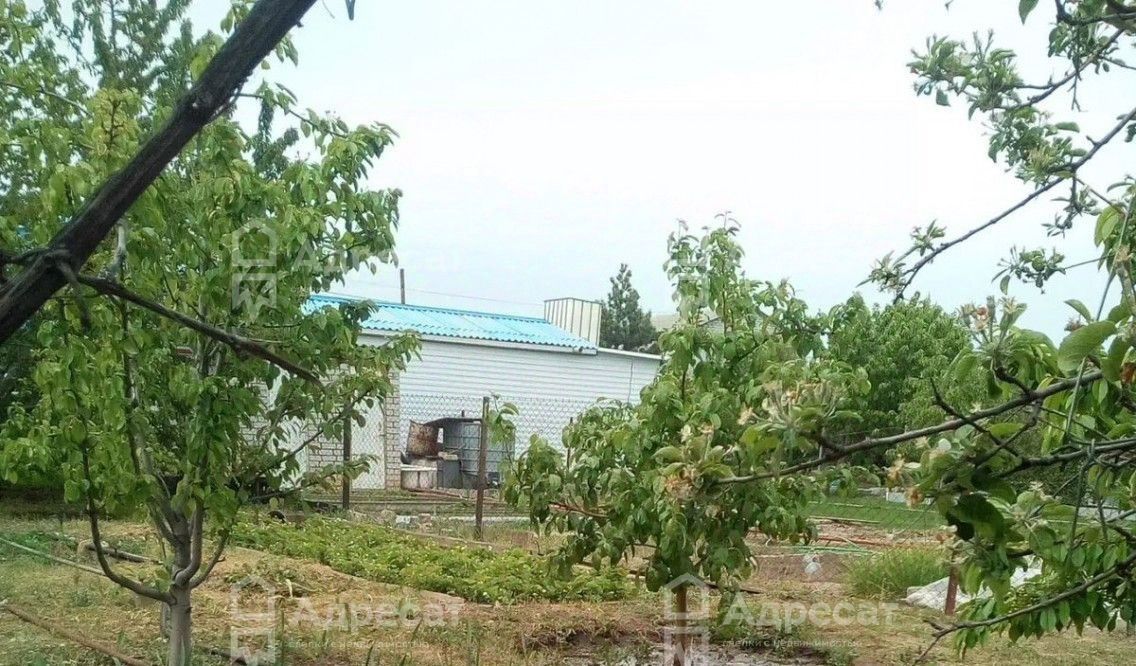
[
  {"x1": 1057, "y1": 321, "x2": 1116, "y2": 372},
  {"x1": 935, "y1": 89, "x2": 950, "y2": 106},
  {"x1": 1102, "y1": 337, "x2": 1130, "y2": 383},
  {"x1": 986, "y1": 422, "x2": 1024, "y2": 439},
  {"x1": 952, "y1": 494, "x2": 1006, "y2": 540},
  {"x1": 951, "y1": 352, "x2": 980, "y2": 387},
  {"x1": 1095, "y1": 206, "x2": 1121, "y2": 245},
  {"x1": 1065, "y1": 299, "x2": 1094, "y2": 323},
  {"x1": 1019, "y1": 0, "x2": 1040, "y2": 22}
]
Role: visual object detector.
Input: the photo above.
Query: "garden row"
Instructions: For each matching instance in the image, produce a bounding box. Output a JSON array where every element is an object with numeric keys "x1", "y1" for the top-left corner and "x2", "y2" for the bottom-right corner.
[{"x1": 230, "y1": 516, "x2": 634, "y2": 604}]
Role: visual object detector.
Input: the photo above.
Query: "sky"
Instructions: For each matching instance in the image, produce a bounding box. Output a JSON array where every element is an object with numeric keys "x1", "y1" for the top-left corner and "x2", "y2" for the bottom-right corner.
[{"x1": 196, "y1": 1, "x2": 1133, "y2": 338}]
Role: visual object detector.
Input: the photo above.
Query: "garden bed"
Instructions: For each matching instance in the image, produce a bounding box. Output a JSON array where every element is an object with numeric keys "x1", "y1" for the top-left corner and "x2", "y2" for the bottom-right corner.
[{"x1": 230, "y1": 515, "x2": 635, "y2": 604}]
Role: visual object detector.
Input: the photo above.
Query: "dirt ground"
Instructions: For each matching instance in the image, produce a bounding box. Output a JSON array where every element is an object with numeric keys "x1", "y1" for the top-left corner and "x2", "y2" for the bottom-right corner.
[{"x1": 1, "y1": 506, "x2": 1134, "y2": 665}]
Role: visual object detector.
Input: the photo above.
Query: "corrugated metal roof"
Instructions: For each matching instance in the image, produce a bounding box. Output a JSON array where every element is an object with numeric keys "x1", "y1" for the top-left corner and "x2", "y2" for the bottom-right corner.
[{"x1": 307, "y1": 294, "x2": 598, "y2": 351}]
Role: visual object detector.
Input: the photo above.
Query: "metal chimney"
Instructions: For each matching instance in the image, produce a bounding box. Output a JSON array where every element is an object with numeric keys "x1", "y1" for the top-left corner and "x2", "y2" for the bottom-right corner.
[{"x1": 543, "y1": 298, "x2": 602, "y2": 345}]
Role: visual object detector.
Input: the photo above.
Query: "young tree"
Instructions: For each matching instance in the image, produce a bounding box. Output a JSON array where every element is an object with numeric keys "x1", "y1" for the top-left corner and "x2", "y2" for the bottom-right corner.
[
  {"x1": 599, "y1": 263, "x2": 658, "y2": 351},
  {"x1": 508, "y1": 221, "x2": 865, "y2": 665},
  {"x1": 0, "y1": 2, "x2": 415, "y2": 662},
  {"x1": 515, "y1": 3, "x2": 1136, "y2": 659}
]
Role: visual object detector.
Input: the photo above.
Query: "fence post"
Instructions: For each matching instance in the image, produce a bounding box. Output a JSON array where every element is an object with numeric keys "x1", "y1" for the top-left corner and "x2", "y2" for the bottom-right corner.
[
  {"x1": 341, "y1": 405, "x2": 352, "y2": 512},
  {"x1": 565, "y1": 417, "x2": 573, "y2": 469},
  {"x1": 475, "y1": 396, "x2": 490, "y2": 540}
]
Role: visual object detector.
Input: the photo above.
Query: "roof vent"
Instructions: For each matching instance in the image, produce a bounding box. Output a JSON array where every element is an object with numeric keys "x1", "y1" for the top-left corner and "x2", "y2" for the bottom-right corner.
[{"x1": 543, "y1": 298, "x2": 602, "y2": 346}]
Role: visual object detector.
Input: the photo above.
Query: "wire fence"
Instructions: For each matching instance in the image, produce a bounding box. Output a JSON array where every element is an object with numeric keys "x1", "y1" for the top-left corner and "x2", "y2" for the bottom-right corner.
[
  {"x1": 806, "y1": 490, "x2": 946, "y2": 542},
  {"x1": 400, "y1": 393, "x2": 593, "y2": 455},
  {"x1": 302, "y1": 391, "x2": 596, "y2": 505}
]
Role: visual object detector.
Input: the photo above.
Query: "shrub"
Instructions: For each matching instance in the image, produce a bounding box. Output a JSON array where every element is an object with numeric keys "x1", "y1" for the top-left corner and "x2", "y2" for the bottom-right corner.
[
  {"x1": 844, "y1": 548, "x2": 946, "y2": 599},
  {"x1": 230, "y1": 516, "x2": 634, "y2": 604}
]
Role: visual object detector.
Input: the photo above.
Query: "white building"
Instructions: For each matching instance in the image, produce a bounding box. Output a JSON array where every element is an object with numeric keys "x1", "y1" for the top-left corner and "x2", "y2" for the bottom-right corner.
[{"x1": 305, "y1": 295, "x2": 661, "y2": 488}]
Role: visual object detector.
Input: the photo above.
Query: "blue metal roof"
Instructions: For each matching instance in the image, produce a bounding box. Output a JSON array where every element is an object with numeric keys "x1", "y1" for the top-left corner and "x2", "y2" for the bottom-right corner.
[{"x1": 307, "y1": 294, "x2": 597, "y2": 351}]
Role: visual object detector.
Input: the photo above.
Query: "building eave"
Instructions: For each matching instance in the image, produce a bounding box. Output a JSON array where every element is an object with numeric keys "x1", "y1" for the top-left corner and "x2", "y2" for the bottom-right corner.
[
  {"x1": 596, "y1": 347, "x2": 663, "y2": 361},
  {"x1": 359, "y1": 330, "x2": 599, "y2": 355}
]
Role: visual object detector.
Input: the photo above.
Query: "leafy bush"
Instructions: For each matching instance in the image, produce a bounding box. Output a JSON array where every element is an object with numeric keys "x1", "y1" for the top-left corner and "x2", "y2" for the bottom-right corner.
[
  {"x1": 230, "y1": 516, "x2": 634, "y2": 604},
  {"x1": 844, "y1": 548, "x2": 946, "y2": 599}
]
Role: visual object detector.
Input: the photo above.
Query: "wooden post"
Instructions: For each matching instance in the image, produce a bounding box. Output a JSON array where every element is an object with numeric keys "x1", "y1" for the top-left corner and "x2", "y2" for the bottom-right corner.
[
  {"x1": 475, "y1": 396, "x2": 490, "y2": 540},
  {"x1": 944, "y1": 565, "x2": 959, "y2": 616},
  {"x1": 341, "y1": 407, "x2": 352, "y2": 511},
  {"x1": 399, "y1": 268, "x2": 406, "y2": 304},
  {"x1": 673, "y1": 584, "x2": 690, "y2": 666}
]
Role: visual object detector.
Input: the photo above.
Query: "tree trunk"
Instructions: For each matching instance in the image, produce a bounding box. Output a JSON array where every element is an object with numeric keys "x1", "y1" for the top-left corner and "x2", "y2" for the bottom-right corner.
[
  {"x1": 672, "y1": 584, "x2": 690, "y2": 666},
  {"x1": 166, "y1": 584, "x2": 192, "y2": 666},
  {"x1": 166, "y1": 524, "x2": 194, "y2": 666}
]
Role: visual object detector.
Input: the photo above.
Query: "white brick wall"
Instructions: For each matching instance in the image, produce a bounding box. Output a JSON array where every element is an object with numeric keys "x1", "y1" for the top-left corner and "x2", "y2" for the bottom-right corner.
[{"x1": 382, "y1": 369, "x2": 402, "y2": 489}]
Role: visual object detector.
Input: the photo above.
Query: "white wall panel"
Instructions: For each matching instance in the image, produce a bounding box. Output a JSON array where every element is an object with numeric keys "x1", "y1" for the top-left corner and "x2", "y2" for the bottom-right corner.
[{"x1": 356, "y1": 335, "x2": 659, "y2": 484}]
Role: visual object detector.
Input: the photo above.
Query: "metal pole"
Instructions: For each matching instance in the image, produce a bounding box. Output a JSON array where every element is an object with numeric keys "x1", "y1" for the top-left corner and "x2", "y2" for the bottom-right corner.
[
  {"x1": 399, "y1": 268, "x2": 406, "y2": 304},
  {"x1": 475, "y1": 396, "x2": 490, "y2": 540},
  {"x1": 341, "y1": 406, "x2": 352, "y2": 512}
]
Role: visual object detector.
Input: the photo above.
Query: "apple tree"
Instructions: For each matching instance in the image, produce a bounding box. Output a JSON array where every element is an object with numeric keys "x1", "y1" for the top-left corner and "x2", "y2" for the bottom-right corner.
[{"x1": 0, "y1": 1, "x2": 415, "y2": 663}]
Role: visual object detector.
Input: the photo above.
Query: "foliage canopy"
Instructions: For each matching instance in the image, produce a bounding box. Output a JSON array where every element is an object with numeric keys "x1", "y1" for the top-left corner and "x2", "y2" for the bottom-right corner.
[{"x1": 0, "y1": 1, "x2": 414, "y2": 662}]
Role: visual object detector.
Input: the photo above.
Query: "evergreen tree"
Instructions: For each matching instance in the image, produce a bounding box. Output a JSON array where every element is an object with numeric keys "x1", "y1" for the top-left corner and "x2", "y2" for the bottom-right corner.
[{"x1": 599, "y1": 264, "x2": 657, "y2": 351}]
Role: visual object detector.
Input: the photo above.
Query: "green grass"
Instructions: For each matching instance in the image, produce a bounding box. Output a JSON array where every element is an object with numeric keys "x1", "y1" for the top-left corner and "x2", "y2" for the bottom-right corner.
[
  {"x1": 844, "y1": 547, "x2": 948, "y2": 599},
  {"x1": 809, "y1": 494, "x2": 944, "y2": 531}
]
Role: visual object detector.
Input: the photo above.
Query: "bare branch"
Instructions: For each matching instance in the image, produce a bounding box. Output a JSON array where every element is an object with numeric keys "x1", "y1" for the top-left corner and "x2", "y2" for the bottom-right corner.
[
  {"x1": 0, "y1": 81, "x2": 89, "y2": 115},
  {"x1": 1003, "y1": 29, "x2": 1124, "y2": 113},
  {"x1": 189, "y1": 529, "x2": 232, "y2": 590},
  {"x1": 173, "y1": 505, "x2": 204, "y2": 587},
  {"x1": 278, "y1": 392, "x2": 365, "y2": 464},
  {"x1": 80, "y1": 441, "x2": 172, "y2": 603}
]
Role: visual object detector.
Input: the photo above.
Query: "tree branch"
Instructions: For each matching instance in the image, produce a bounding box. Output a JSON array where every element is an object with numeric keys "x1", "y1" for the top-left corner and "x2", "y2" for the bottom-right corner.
[
  {"x1": 80, "y1": 441, "x2": 172, "y2": 603},
  {"x1": 1003, "y1": 29, "x2": 1124, "y2": 113},
  {"x1": 0, "y1": 0, "x2": 319, "y2": 344},
  {"x1": 0, "y1": 81, "x2": 89, "y2": 115},
  {"x1": 894, "y1": 105, "x2": 1136, "y2": 299},
  {"x1": 173, "y1": 504, "x2": 204, "y2": 587},
  {"x1": 189, "y1": 528, "x2": 231, "y2": 590},
  {"x1": 931, "y1": 550, "x2": 1136, "y2": 639},
  {"x1": 75, "y1": 273, "x2": 319, "y2": 383},
  {"x1": 719, "y1": 371, "x2": 1103, "y2": 483}
]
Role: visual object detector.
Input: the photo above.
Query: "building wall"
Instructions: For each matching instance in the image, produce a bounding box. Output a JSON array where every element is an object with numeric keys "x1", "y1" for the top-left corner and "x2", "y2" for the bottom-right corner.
[
  {"x1": 352, "y1": 335, "x2": 661, "y2": 488},
  {"x1": 396, "y1": 339, "x2": 658, "y2": 403}
]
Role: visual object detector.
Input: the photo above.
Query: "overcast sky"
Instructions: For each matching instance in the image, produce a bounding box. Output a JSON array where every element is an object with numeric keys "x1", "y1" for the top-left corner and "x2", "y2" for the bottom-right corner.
[{"x1": 198, "y1": 1, "x2": 1132, "y2": 337}]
